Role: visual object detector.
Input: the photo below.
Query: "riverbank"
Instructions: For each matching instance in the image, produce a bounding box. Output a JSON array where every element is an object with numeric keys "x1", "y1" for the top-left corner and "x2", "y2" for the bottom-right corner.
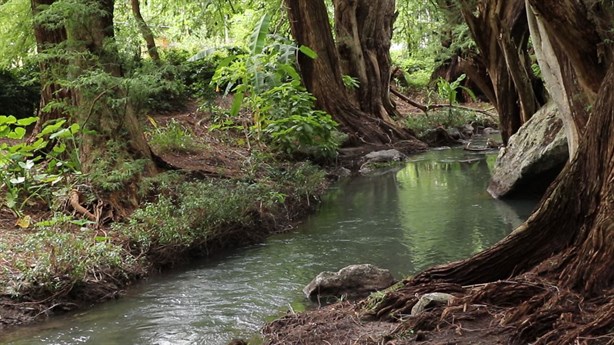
[
  {"x1": 0, "y1": 101, "x2": 431, "y2": 332},
  {"x1": 0, "y1": 108, "x2": 338, "y2": 330}
]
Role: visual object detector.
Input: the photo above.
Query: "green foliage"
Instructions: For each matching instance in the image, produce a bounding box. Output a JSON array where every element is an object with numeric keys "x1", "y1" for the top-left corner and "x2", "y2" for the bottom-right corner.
[
  {"x1": 209, "y1": 15, "x2": 340, "y2": 159},
  {"x1": 391, "y1": 55, "x2": 434, "y2": 92},
  {"x1": 0, "y1": 65, "x2": 40, "y2": 119},
  {"x1": 182, "y1": 46, "x2": 246, "y2": 99},
  {"x1": 87, "y1": 140, "x2": 147, "y2": 192},
  {"x1": 6, "y1": 222, "x2": 136, "y2": 296},
  {"x1": 436, "y1": 74, "x2": 476, "y2": 106},
  {"x1": 123, "y1": 161, "x2": 325, "y2": 251},
  {"x1": 0, "y1": 117, "x2": 81, "y2": 216},
  {"x1": 406, "y1": 109, "x2": 491, "y2": 136},
  {"x1": 147, "y1": 118, "x2": 205, "y2": 154},
  {"x1": 258, "y1": 84, "x2": 339, "y2": 158},
  {"x1": 342, "y1": 75, "x2": 360, "y2": 90},
  {"x1": 0, "y1": 0, "x2": 35, "y2": 67}
]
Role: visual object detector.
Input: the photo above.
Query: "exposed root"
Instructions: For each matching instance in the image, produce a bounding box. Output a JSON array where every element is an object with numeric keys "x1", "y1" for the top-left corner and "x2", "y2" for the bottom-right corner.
[{"x1": 69, "y1": 190, "x2": 97, "y2": 222}]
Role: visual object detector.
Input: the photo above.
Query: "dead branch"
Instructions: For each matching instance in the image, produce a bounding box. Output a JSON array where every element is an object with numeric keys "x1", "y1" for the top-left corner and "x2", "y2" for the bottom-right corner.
[
  {"x1": 390, "y1": 87, "x2": 498, "y2": 120},
  {"x1": 390, "y1": 88, "x2": 428, "y2": 113}
]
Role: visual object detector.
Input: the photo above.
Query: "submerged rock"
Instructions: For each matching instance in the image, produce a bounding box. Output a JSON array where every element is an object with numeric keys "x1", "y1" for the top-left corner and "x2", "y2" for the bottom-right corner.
[
  {"x1": 488, "y1": 101, "x2": 568, "y2": 198},
  {"x1": 303, "y1": 264, "x2": 395, "y2": 300}
]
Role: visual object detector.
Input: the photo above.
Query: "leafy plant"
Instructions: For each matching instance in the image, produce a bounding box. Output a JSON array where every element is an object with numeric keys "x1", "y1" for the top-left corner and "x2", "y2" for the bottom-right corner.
[
  {"x1": 342, "y1": 75, "x2": 360, "y2": 90},
  {"x1": 0, "y1": 116, "x2": 81, "y2": 216},
  {"x1": 147, "y1": 118, "x2": 205, "y2": 154},
  {"x1": 207, "y1": 14, "x2": 339, "y2": 158},
  {"x1": 436, "y1": 74, "x2": 476, "y2": 106}
]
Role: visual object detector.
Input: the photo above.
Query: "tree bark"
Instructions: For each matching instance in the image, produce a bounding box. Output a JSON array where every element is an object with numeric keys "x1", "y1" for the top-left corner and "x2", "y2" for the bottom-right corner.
[
  {"x1": 30, "y1": 0, "x2": 72, "y2": 134},
  {"x1": 32, "y1": 0, "x2": 155, "y2": 218},
  {"x1": 459, "y1": 0, "x2": 542, "y2": 144},
  {"x1": 333, "y1": 0, "x2": 397, "y2": 123},
  {"x1": 375, "y1": 1, "x2": 614, "y2": 342},
  {"x1": 284, "y1": 0, "x2": 419, "y2": 146},
  {"x1": 131, "y1": 0, "x2": 160, "y2": 62}
]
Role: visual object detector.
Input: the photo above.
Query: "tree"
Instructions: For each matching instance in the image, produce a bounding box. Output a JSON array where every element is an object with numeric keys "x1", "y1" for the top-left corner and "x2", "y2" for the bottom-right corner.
[
  {"x1": 31, "y1": 0, "x2": 155, "y2": 218},
  {"x1": 130, "y1": 0, "x2": 160, "y2": 62},
  {"x1": 31, "y1": 0, "x2": 72, "y2": 134},
  {"x1": 457, "y1": 0, "x2": 542, "y2": 144},
  {"x1": 284, "y1": 0, "x2": 419, "y2": 146},
  {"x1": 373, "y1": 1, "x2": 614, "y2": 343}
]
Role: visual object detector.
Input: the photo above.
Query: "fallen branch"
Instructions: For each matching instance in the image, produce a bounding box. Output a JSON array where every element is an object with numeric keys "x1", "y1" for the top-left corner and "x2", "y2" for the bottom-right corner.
[
  {"x1": 390, "y1": 88, "x2": 428, "y2": 113},
  {"x1": 390, "y1": 87, "x2": 498, "y2": 120},
  {"x1": 428, "y1": 103, "x2": 498, "y2": 120}
]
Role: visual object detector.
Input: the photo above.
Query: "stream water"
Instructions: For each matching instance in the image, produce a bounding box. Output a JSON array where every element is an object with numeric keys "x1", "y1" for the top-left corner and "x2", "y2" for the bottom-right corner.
[{"x1": 1, "y1": 147, "x2": 537, "y2": 345}]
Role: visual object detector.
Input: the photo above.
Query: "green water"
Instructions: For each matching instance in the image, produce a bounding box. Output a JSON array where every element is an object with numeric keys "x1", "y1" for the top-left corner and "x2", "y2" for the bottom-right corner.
[{"x1": 1, "y1": 148, "x2": 536, "y2": 345}]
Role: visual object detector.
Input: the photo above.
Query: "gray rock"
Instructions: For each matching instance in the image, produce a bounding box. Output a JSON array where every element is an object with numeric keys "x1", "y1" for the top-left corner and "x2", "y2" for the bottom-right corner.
[
  {"x1": 488, "y1": 101, "x2": 568, "y2": 198},
  {"x1": 303, "y1": 264, "x2": 395, "y2": 300},
  {"x1": 460, "y1": 123, "x2": 475, "y2": 138},
  {"x1": 411, "y1": 292, "x2": 455, "y2": 316},
  {"x1": 359, "y1": 149, "x2": 407, "y2": 174},
  {"x1": 363, "y1": 149, "x2": 406, "y2": 162}
]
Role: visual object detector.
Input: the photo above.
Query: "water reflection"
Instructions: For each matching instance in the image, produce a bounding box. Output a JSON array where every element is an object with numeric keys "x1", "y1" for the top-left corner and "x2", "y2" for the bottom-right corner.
[{"x1": 1, "y1": 148, "x2": 537, "y2": 345}]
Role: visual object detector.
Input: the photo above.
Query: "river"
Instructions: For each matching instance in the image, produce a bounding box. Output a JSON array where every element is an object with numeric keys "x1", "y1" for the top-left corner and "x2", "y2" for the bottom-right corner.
[{"x1": 1, "y1": 147, "x2": 537, "y2": 345}]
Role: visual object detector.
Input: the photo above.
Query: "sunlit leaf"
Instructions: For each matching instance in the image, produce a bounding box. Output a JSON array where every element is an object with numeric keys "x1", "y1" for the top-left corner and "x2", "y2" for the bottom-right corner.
[
  {"x1": 299, "y1": 45, "x2": 318, "y2": 59},
  {"x1": 15, "y1": 215, "x2": 31, "y2": 229}
]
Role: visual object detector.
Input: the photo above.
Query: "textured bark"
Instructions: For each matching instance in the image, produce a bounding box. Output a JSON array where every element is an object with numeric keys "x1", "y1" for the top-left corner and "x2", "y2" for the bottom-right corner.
[
  {"x1": 417, "y1": 0, "x2": 614, "y2": 296},
  {"x1": 284, "y1": 0, "x2": 416, "y2": 145},
  {"x1": 30, "y1": 0, "x2": 72, "y2": 134},
  {"x1": 333, "y1": 0, "x2": 397, "y2": 122},
  {"x1": 70, "y1": 0, "x2": 151, "y2": 176},
  {"x1": 459, "y1": 0, "x2": 542, "y2": 144},
  {"x1": 33, "y1": 0, "x2": 155, "y2": 218},
  {"x1": 375, "y1": 1, "x2": 614, "y2": 343},
  {"x1": 130, "y1": 0, "x2": 160, "y2": 62}
]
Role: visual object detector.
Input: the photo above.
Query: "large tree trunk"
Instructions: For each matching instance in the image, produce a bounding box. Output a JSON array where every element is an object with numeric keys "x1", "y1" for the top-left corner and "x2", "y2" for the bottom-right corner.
[
  {"x1": 284, "y1": 0, "x2": 417, "y2": 146},
  {"x1": 333, "y1": 0, "x2": 397, "y2": 123},
  {"x1": 374, "y1": 1, "x2": 614, "y2": 343},
  {"x1": 31, "y1": 0, "x2": 72, "y2": 134},
  {"x1": 459, "y1": 0, "x2": 542, "y2": 144},
  {"x1": 32, "y1": 0, "x2": 155, "y2": 219}
]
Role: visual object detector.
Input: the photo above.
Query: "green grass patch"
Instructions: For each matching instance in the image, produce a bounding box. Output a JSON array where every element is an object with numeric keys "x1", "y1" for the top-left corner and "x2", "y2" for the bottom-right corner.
[{"x1": 121, "y1": 161, "x2": 327, "y2": 255}]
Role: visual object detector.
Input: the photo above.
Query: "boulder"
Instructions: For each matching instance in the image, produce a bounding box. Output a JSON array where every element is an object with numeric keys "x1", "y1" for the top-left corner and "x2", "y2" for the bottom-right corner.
[
  {"x1": 488, "y1": 101, "x2": 568, "y2": 198},
  {"x1": 359, "y1": 149, "x2": 407, "y2": 174},
  {"x1": 363, "y1": 149, "x2": 406, "y2": 162},
  {"x1": 303, "y1": 264, "x2": 395, "y2": 300},
  {"x1": 419, "y1": 128, "x2": 460, "y2": 147}
]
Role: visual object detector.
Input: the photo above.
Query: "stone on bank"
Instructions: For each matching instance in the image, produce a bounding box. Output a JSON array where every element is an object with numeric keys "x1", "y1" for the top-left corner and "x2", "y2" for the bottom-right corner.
[{"x1": 303, "y1": 264, "x2": 395, "y2": 300}]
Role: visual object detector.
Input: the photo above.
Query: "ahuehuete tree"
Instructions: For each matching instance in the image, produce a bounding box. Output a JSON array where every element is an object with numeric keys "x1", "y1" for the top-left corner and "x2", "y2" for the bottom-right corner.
[
  {"x1": 372, "y1": 1, "x2": 614, "y2": 343},
  {"x1": 31, "y1": 0, "x2": 155, "y2": 217},
  {"x1": 457, "y1": 0, "x2": 543, "y2": 144},
  {"x1": 284, "y1": 0, "x2": 423, "y2": 147}
]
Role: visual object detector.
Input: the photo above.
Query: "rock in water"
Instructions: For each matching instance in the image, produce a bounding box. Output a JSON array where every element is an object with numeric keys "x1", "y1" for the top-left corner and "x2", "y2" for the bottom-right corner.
[
  {"x1": 488, "y1": 101, "x2": 568, "y2": 198},
  {"x1": 359, "y1": 149, "x2": 406, "y2": 174},
  {"x1": 303, "y1": 264, "x2": 395, "y2": 300}
]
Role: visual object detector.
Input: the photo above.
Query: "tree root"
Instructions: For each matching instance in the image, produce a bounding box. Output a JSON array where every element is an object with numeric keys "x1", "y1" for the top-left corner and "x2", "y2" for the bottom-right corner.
[{"x1": 69, "y1": 190, "x2": 97, "y2": 222}]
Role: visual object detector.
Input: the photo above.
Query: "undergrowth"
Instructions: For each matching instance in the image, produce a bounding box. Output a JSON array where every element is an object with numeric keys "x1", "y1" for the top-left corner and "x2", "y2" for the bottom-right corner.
[{"x1": 120, "y1": 160, "x2": 327, "y2": 261}]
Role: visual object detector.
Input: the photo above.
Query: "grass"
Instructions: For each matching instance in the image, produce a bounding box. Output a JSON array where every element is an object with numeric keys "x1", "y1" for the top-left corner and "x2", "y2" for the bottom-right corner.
[
  {"x1": 122, "y1": 161, "x2": 327, "y2": 257},
  {"x1": 147, "y1": 119, "x2": 206, "y2": 154},
  {"x1": 0, "y1": 218, "x2": 140, "y2": 297},
  {"x1": 0, "y1": 159, "x2": 327, "y2": 302}
]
